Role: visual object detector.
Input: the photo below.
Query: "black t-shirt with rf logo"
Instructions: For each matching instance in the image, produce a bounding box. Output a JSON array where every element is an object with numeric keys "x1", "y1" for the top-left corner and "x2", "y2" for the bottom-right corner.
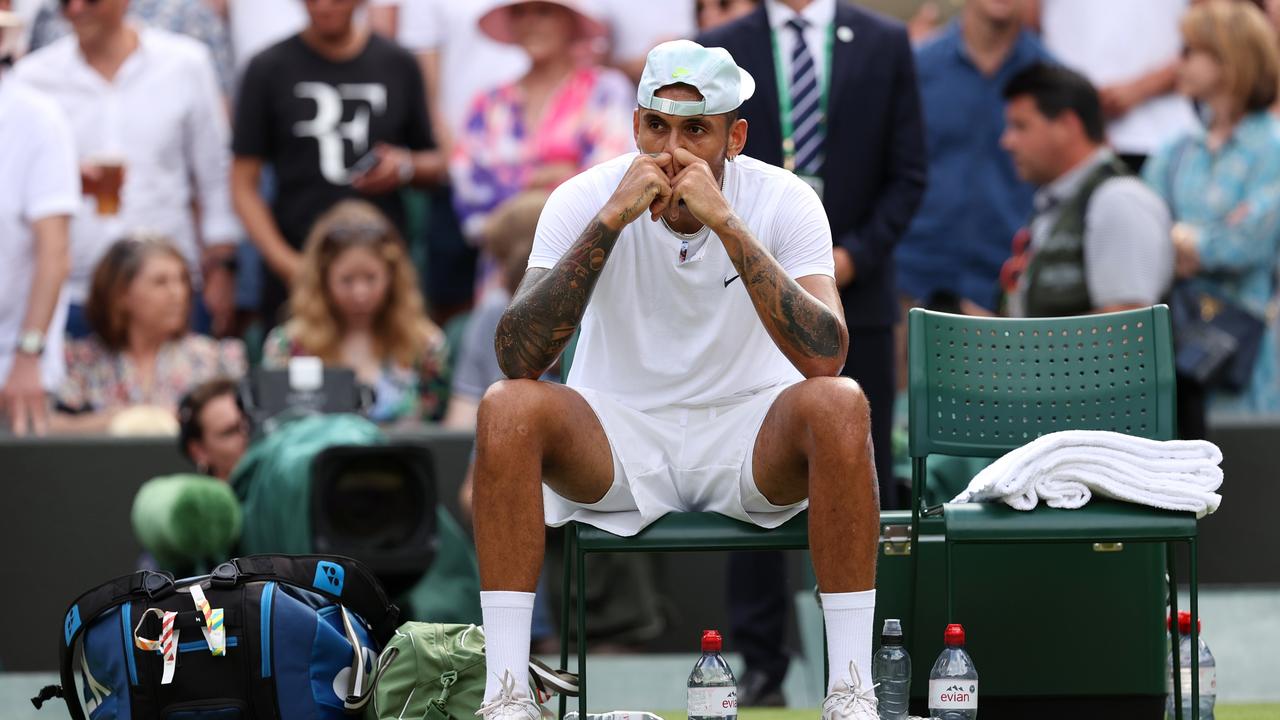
[{"x1": 232, "y1": 33, "x2": 433, "y2": 316}]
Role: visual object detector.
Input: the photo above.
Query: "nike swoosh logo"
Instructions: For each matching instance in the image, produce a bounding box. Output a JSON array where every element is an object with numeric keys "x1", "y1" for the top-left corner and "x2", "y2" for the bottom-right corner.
[{"x1": 724, "y1": 274, "x2": 740, "y2": 288}]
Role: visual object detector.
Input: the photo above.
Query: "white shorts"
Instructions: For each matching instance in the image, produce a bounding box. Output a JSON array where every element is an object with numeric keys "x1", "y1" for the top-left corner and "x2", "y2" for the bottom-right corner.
[{"x1": 543, "y1": 383, "x2": 808, "y2": 537}]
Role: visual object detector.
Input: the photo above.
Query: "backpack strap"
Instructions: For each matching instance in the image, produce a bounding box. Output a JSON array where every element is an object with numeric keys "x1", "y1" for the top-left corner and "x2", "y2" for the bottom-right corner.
[
  {"x1": 218, "y1": 554, "x2": 400, "y2": 645},
  {"x1": 37, "y1": 570, "x2": 178, "y2": 720}
]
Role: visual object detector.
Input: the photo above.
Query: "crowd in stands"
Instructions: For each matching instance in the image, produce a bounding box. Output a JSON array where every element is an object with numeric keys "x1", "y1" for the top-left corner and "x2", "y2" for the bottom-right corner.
[{"x1": 2, "y1": 0, "x2": 1279, "y2": 444}]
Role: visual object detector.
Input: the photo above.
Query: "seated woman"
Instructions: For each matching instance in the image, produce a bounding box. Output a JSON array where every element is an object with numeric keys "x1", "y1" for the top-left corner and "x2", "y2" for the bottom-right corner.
[
  {"x1": 451, "y1": 0, "x2": 634, "y2": 296},
  {"x1": 262, "y1": 200, "x2": 448, "y2": 424},
  {"x1": 53, "y1": 235, "x2": 247, "y2": 433}
]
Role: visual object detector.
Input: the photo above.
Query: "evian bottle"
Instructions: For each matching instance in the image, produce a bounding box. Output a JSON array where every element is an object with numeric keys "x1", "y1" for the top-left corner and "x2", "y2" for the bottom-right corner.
[
  {"x1": 688, "y1": 630, "x2": 737, "y2": 720},
  {"x1": 929, "y1": 624, "x2": 979, "y2": 719}
]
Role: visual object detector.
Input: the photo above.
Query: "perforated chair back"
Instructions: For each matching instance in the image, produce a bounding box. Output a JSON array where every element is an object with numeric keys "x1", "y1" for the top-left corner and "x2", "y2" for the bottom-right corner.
[{"x1": 906, "y1": 306, "x2": 1177, "y2": 463}]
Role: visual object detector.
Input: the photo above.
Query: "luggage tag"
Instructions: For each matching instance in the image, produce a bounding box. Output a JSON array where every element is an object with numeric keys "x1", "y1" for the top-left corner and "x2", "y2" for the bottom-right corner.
[
  {"x1": 134, "y1": 609, "x2": 179, "y2": 684},
  {"x1": 188, "y1": 584, "x2": 226, "y2": 656}
]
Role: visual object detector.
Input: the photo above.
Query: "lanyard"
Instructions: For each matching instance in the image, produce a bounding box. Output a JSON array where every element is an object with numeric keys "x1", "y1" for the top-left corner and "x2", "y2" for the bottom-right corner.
[{"x1": 770, "y1": 22, "x2": 835, "y2": 173}]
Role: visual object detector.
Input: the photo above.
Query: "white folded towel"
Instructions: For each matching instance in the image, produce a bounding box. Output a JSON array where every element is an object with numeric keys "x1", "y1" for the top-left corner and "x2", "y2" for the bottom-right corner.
[{"x1": 951, "y1": 430, "x2": 1223, "y2": 518}]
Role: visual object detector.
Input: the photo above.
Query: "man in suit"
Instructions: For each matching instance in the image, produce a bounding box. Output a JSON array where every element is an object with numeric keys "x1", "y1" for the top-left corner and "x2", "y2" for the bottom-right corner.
[{"x1": 698, "y1": 0, "x2": 925, "y2": 705}]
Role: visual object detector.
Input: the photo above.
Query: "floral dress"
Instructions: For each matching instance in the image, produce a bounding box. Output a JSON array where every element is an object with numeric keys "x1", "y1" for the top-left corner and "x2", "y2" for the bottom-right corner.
[
  {"x1": 261, "y1": 324, "x2": 449, "y2": 423},
  {"x1": 1143, "y1": 112, "x2": 1280, "y2": 414},
  {"x1": 450, "y1": 65, "x2": 636, "y2": 294},
  {"x1": 57, "y1": 334, "x2": 246, "y2": 412}
]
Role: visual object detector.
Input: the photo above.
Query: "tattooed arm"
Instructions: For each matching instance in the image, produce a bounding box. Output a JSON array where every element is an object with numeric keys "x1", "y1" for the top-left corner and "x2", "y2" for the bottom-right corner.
[
  {"x1": 719, "y1": 215, "x2": 849, "y2": 377},
  {"x1": 667, "y1": 148, "x2": 848, "y2": 378},
  {"x1": 495, "y1": 153, "x2": 675, "y2": 379}
]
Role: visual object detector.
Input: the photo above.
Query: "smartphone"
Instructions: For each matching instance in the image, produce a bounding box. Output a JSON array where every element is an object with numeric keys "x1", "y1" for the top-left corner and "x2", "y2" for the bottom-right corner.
[{"x1": 349, "y1": 150, "x2": 381, "y2": 179}]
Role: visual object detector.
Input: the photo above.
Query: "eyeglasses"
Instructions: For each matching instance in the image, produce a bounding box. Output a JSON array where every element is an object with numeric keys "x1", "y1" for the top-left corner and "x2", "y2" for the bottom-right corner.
[{"x1": 59, "y1": 0, "x2": 103, "y2": 7}]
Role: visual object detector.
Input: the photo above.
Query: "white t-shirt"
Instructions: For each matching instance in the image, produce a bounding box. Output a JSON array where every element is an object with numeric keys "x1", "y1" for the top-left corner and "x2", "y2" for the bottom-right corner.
[
  {"x1": 13, "y1": 27, "x2": 240, "y2": 303},
  {"x1": 530, "y1": 153, "x2": 835, "y2": 410},
  {"x1": 395, "y1": 0, "x2": 528, "y2": 138},
  {"x1": 1040, "y1": 0, "x2": 1198, "y2": 156},
  {"x1": 0, "y1": 76, "x2": 79, "y2": 391}
]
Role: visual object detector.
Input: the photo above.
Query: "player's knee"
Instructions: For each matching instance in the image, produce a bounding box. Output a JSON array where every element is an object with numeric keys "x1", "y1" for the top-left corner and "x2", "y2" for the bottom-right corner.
[
  {"x1": 793, "y1": 376, "x2": 870, "y2": 434},
  {"x1": 476, "y1": 379, "x2": 551, "y2": 440}
]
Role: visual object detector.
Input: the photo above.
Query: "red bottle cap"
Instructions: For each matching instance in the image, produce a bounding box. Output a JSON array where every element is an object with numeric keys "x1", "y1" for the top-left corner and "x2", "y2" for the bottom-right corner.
[
  {"x1": 701, "y1": 629, "x2": 723, "y2": 653},
  {"x1": 1167, "y1": 611, "x2": 1202, "y2": 634},
  {"x1": 944, "y1": 624, "x2": 966, "y2": 647}
]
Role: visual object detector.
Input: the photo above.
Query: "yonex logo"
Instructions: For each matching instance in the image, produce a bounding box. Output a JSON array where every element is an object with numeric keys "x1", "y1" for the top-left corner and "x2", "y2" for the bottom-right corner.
[
  {"x1": 313, "y1": 561, "x2": 345, "y2": 596},
  {"x1": 64, "y1": 605, "x2": 81, "y2": 646}
]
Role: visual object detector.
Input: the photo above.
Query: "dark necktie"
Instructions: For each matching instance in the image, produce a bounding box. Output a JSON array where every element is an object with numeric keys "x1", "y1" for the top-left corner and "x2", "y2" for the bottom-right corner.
[{"x1": 787, "y1": 17, "x2": 824, "y2": 174}]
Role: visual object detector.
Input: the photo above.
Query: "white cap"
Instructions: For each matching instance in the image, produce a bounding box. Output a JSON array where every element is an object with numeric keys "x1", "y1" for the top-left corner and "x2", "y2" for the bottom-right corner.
[{"x1": 636, "y1": 40, "x2": 755, "y2": 117}]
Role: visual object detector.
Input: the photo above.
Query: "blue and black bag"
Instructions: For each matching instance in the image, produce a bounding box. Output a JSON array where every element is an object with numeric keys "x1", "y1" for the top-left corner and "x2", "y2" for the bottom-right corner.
[{"x1": 32, "y1": 554, "x2": 401, "y2": 720}]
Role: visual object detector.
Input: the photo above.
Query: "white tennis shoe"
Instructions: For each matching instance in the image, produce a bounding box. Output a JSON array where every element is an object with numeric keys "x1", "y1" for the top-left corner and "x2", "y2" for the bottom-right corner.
[
  {"x1": 821, "y1": 662, "x2": 880, "y2": 720},
  {"x1": 476, "y1": 671, "x2": 542, "y2": 720}
]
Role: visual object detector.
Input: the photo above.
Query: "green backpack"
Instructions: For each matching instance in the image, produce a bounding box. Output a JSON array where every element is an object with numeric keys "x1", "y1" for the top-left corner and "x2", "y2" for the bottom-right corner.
[{"x1": 367, "y1": 623, "x2": 577, "y2": 720}]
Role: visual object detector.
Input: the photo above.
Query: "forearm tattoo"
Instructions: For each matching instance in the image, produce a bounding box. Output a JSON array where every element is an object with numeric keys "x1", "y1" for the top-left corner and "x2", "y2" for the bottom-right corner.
[
  {"x1": 725, "y1": 215, "x2": 844, "y2": 362},
  {"x1": 494, "y1": 216, "x2": 621, "y2": 379}
]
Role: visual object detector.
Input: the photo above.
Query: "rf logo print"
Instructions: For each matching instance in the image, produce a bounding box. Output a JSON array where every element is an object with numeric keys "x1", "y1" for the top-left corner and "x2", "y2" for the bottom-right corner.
[{"x1": 292, "y1": 82, "x2": 388, "y2": 185}]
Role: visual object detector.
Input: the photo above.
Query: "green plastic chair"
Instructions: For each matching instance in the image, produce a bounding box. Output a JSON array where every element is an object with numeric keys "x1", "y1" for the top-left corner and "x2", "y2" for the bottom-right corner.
[
  {"x1": 906, "y1": 305, "x2": 1203, "y2": 719},
  {"x1": 557, "y1": 511, "x2": 812, "y2": 719}
]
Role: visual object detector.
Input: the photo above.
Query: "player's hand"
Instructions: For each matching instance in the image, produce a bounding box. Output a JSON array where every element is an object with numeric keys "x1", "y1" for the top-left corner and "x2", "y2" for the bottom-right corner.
[
  {"x1": 668, "y1": 148, "x2": 731, "y2": 229},
  {"x1": 600, "y1": 153, "x2": 673, "y2": 231}
]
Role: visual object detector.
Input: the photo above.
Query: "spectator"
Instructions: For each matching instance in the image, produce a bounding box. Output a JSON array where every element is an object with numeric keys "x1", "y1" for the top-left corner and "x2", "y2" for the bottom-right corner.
[
  {"x1": 1029, "y1": 0, "x2": 1198, "y2": 172},
  {"x1": 178, "y1": 376, "x2": 248, "y2": 478},
  {"x1": 696, "y1": 0, "x2": 759, "y2": 31},
  {"x1": 261, "y1": 200, "x2": 448, "y2": 424},
  {"x1": 698, "y1": 0, "x2": 926, "y2": 705},
  {"x1": 896, "y1": 0, "x2": 1051, "y2": 317},
  {"x1": 443, "y1": 190, "x2": 547, "y2": 431},
  {"x1": 0, "y1": 0, "x2": 77, "y2": 437},
  {"x1": 231, "y1": 0, "x2": 445, "y2": 325},
  {"x1": 1144, "y1": 0, "x2": 1280, "y2": 418},
  {"x1": 354, "y1": 0, "x2": 530, "y2": 319},
  {"x1": 13, "y1": 0, "x2": 240, "y2": 338},
  {"x1": 451, "y1": 0, "x2": 634, "y2": 296},
  {"x1": 999, "y1": 63, "x2": 1173, "y2": 319},
  {"x1": 28, "y1": 0, "x2": 236, "y2": 97},
  {"x1": 53, "y1": 236, "x2": 247, "y2": 433}
]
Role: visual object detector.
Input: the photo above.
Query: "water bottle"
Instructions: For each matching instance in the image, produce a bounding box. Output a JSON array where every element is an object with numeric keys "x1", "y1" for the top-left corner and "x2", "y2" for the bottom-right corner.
[
  {"x1": 873, "y1": 619, "x2": 912, "y2": 720},
  {"x1": 928, "y1": 624, "x2": 979, "y2": 720},
  {"x1": 688, "y1": 629, "x2": 737, "y2": 720},
  {"x1": 1166, "y1": 611, "x2": 1216, "y2": 720}
]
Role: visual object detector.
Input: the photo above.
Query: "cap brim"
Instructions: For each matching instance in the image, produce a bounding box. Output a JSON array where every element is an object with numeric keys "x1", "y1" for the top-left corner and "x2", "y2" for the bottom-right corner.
[
  {"x1": 478, "y1": 2, "x2": 608, "y2": 46},
  {"x1": 736, "y1": 66, "x2": 756, "y2": 108}
]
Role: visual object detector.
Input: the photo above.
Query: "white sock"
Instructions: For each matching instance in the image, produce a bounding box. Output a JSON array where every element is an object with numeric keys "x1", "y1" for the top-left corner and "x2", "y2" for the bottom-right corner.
[
  {"x1": 481, "y1": 591, "x2": 536, "y2": 701},
  {"x1": 820, "y1": 589, "x2": 877, "y2": 694}
]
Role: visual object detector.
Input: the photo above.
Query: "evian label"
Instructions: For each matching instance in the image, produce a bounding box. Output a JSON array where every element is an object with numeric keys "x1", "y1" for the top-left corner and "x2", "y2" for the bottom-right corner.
[
  {"x1": 687, "y1": 686, "x2": 737, "y2": 717},
  {"x1": 929, "y1": 679, "x2": 979, "y2": 710}
]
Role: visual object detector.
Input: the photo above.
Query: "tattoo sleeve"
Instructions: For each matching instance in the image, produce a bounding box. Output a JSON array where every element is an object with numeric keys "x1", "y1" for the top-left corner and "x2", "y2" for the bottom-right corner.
[
  {"x1": 494, "y1": 216, "x2": 621, "y2": 379},
  {"x1": 721, "y1": 214, "x2": 848, "y2": 374}
]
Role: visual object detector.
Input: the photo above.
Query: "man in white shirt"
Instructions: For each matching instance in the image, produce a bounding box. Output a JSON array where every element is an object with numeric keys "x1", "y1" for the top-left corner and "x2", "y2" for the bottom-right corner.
[
  {"x1": 473, "y1": 41, "x2": 880, "y2": 720},
  {"x1": 14, "y1": 0, "x2": 239, "y2": 336},
  {"x1": 0, "y1": 0, "x2": 77, "y2": 436},
  {"x1": 1030, "y1": 0, "x2": 1198, "y2": 170}
]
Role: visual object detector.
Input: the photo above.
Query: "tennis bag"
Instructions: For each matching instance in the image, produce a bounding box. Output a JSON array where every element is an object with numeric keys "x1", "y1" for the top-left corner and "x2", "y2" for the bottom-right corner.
[
  {"x1": 33, "y1": 555, "x2": 400, "y2": 720},
  {"x1": 366, "y1": 623, "x2": 578, "y2": 720}
]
